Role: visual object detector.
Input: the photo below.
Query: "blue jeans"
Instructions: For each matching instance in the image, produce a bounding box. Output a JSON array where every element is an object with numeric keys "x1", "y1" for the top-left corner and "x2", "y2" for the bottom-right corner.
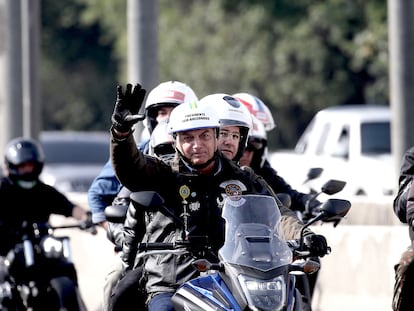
[{"x1": 148, "y1": 292, "x2": 174, "y2": 311}]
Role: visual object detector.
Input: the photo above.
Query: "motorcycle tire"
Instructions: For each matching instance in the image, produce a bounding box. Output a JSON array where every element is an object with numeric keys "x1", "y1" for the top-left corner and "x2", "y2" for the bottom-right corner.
[{"x1": 49, "y1": 276, "x2": 87, "y2": 311}]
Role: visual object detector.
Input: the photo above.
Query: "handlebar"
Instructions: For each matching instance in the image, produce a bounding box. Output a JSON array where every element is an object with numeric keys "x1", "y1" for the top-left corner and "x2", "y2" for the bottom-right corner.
[
  {"x1": 51, "y1": 223, "x2": 97, "y2": 235},
  {"x1": 287, "y1": 239, "x2": 331, "y2": 259},
  {"x1": 137, "y1": 240, "x2": 191, "y2": 251}
]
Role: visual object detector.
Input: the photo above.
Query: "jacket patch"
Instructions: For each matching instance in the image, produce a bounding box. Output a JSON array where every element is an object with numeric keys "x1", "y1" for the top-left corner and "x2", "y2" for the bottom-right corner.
[
  {"x1": 217, "y1": 180, "x2": 248, "y2": 208},
  {"x1": 179, "y1": 185, "x2": 190, "y2": 203}
]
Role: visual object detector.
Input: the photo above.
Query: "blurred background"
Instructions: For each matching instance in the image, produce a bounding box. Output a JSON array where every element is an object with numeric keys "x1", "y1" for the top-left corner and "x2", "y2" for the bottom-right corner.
[
  {"x1": 0, "y1": 0, "x2": 393, "y2": 150},
  {"x1": 0, "y1": 1, "x2": 413, "y2": 310}
]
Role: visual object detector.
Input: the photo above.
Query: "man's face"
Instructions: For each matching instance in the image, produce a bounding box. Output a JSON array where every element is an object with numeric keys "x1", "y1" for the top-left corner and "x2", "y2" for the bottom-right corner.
[
  {"x1": 156, "y1": 106, "x2": 175, "y2": 123},
  {"x1": 17, "y1": 162, "x2": 36, "y2": 174},
  {"x1": 176, "y1": 128, "x2": 217, "y2": 166},
  {"x1": 239, "y1": 149, "x2": 254, "y2": 166},
  {"x1": 217, "y1": 126, "x2": 241, "y2": 160},
  {"x1": 239, "y1": 138, "x2": 265, "y2": 166}
]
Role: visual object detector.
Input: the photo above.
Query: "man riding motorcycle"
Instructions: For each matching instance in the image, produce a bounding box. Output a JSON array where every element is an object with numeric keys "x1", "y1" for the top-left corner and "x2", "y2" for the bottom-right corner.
[
  {"x1": 109, "y1": 83, "x2": 329, "y2": 311},
  {"x1": 0, "y1": 137, "x2": 91, "y2": 310}
]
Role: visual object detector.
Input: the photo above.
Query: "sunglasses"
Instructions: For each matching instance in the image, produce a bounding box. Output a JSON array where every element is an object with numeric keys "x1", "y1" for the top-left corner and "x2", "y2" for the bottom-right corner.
[
  {"x1": 154, "y1": 143, "x2": 175, "y2": 157},
  {"x1": 246, "y1": 138, "x2": 266, "y2": 151}
]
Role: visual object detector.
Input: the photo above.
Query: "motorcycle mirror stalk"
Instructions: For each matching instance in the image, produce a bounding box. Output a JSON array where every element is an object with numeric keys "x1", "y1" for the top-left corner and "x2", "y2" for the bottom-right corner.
[
  {"x1": 302, "y1": 167, "x2": 323, "y2": 184},
  {"x1": 300, "y1": 198, "x2": 351, "y2": 248},
  {"x1": 306, "y1": 179, "x2": 347, "y2": 206}
]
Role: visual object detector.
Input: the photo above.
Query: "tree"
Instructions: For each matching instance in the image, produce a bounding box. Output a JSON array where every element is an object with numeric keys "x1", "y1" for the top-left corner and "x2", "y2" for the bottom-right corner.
[
  {"x1": 41, "y1": 0, "x2": 388, "y2": 149},
  {"x1": 41, "y1": 0, "x2": 120, "y2": 131}
]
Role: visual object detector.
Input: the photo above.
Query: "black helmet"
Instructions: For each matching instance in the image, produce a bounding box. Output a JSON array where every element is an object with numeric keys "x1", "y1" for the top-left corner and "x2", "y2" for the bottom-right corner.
[{"x1": 4, "y1": 137, "x2": 45, "y2": 188}]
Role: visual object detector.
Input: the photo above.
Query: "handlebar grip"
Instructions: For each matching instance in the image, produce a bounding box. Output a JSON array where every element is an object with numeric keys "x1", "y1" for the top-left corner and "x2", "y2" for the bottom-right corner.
[{"x1": 138, "y1": 242, "x2": 175, "y2": 251}]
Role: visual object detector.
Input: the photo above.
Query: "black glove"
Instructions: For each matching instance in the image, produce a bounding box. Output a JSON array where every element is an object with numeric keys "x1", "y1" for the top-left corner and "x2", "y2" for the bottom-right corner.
[
  {"x1": 80, "y1": 211, "x2": 97, "y2": 235},
  {"x1": 303, "y1": 234, "x2": 329, "y2": 257},
  {"x1": 111, "y1": 83, "x2": 147, "y2": 133},
  {"x1": 302, "y1": 194, "x2": 321, "y2": 219}
]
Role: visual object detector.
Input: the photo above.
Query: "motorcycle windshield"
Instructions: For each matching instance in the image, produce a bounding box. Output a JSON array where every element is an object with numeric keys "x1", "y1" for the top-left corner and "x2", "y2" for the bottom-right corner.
[{"x1": 219, "y1": 195, "x2": 293, "y2": 271}]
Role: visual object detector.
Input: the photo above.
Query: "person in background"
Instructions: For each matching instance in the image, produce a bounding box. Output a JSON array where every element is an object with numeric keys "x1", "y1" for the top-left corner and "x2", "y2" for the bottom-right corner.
[
  {"x1": 89, "y1": 81, "x2": 198, "y2": 311},
  {"x1": 200, "y1": 93, "x2": 253, "y2": 164},
  {"x1": 0, "y1": 137, "x2": 92, "y2": 310},
  {"x1": 232, "y1": 92, "x2": 276, "y2": 132},
  {"x1": 233, "y1": 92, "x2": 317, "y2": 214},
  {"x1": 110, "y1": 83, "x2": 328, "y2": 311},
  {"x1": 0, "y1": 137, "x2": 90, "y2": 255},
  {"x1": 392, "y1": 146, "x2": 414, "y2": 311}
]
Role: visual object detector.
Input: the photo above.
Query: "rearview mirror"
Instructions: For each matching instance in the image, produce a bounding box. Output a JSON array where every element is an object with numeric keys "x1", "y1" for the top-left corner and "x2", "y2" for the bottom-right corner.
[
  {"x1": 321, "y1": 179, "x2": 346, "y2": 195},
  {"x1": 319, "y1": 198, "x2": 351, "y2": 221},
  {"x1": 306, "y1": 167, "x2": 323, "y2": 181}
]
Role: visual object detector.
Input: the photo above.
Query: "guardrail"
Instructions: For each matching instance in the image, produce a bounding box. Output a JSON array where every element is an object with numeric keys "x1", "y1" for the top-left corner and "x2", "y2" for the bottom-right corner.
[{"x1": 311, "y1": 196, "x2": 406, "y2": 311}]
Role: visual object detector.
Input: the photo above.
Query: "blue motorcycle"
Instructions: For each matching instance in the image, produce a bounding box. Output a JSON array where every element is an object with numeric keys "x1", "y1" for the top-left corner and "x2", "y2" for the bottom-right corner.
[
  {"x1": 106, "y1": 192, "x2": 350, "y2": 311},
  {"x1": 170, "y1": 194, "x2": 350, "y2": 311}
]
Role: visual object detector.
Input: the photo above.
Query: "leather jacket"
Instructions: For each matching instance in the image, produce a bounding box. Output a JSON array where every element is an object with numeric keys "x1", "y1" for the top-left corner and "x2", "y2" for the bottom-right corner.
[
  {"x1": 255, "y1": 160, "x2": 311, "y2": 212},
  {"x1": 110, "y1": 132, "x2": 309, "y2": 296},
  {"x1": 405, "y1": 182, "x2": 414, "y2": 246}
]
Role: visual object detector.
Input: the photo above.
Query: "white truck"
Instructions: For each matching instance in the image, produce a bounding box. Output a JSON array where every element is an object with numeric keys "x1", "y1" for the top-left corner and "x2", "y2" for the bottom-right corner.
[{"x1": 269, "y1": 105, "x2": 396, "y2": 198}]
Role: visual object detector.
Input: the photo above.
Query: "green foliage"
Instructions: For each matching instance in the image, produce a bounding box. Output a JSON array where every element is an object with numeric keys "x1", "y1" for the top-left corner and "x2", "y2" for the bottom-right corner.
[
  {"x1": 41, "y1": 0, "x2": 119, "y2": 131},
  {"x1": 157, "y1": 0, "x2": 388, "y2": 148},
  {"x1": 41, "y1": 0, "x2": 388, "y2": 148}
]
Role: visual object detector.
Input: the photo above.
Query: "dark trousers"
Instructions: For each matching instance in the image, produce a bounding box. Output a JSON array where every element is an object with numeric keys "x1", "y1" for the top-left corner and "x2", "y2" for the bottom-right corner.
[
  {"x1": 393, "y1": 246, "x2": 414, "y2": 311},
  {"x1": 109, "y1": 267, "x2": 146, "y2": 311},
  {"x1": 147, "y1": 292, "x2": 174, "y2": 311}
]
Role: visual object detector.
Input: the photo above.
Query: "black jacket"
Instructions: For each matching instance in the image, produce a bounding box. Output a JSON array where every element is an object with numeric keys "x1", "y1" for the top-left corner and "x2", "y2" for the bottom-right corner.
[
  {"x1": 0, "y1": 178, "x2": 74, "y2": 255},
  {"x1": 255, "y1": 160, "x2": 310, "y2": 212},
  {"x1": 406, "y1": 183, "x2": 414, "y2": 246},
  {"x1": 110, "y1": 132, "x2": 308, "y2": 296}
]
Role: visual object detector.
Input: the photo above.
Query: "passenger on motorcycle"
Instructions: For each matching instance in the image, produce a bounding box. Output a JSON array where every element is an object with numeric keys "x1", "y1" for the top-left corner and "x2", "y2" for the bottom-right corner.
[
  {"x1": 110, "y1": 83, "x2": 328, "y2": 311},
  {"x1": 232, "y1": 92, "x2": 319, "y2": 214},
  {"x1": 208, "y1": 93, "x2": 323, "y2": 305},
  {"x1": 199, "y1": 93, "x2": 253, "y2": 164}
]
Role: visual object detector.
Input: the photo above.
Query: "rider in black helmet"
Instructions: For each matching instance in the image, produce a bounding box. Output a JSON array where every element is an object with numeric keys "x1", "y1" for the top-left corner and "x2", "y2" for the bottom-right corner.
[
  {"x1": 0, "y1": 137, "x2": 90, "y2": 254},
  {"x1": 0, "y1": 137, "x2": 92, "y2": 310}
]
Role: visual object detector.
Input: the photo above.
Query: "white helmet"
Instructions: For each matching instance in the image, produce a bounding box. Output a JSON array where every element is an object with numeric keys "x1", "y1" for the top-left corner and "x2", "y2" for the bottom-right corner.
[
  {"x1": 145, "y1": 81, "x2": 198, "y2": 133},
  {"x1": 168, "y1": 100, "x2": 220, "y2": 134},
  {"x1": 200, "y1": 93, "x2": 253, "y2": 162},
  {"x1": 246, "y1": 115, "x2": 268, "y2": 169},
  {"x1": 232, "y1": 93, "x2": 276, "y2": 132},
  {"x1": 149, "y1": 120, "x2": 175, "y2": 165}
]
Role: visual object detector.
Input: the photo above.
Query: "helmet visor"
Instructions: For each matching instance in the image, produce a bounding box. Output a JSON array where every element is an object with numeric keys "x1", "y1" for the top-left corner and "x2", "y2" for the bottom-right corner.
[{"x1": 246, "y1": 138, "x2": 266, "y2": 152}]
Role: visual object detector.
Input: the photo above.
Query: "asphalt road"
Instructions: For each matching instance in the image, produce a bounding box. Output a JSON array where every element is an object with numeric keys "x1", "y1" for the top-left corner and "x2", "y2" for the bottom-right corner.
[{"x1": 50, "y1": 216, "x2": 115, "y2": 311}]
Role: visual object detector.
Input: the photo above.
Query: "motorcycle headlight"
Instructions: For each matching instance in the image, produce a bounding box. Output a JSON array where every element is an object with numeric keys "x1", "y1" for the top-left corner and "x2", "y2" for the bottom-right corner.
[
  {"x1": 239, "y1": 274, "x2": 286, "y2": 311},
  {"x1": 41, "y1": 236, "x2": 64, "y2": 258}
]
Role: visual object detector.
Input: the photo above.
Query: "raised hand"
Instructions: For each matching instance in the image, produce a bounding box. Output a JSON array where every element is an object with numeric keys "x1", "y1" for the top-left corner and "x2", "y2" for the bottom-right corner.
[{"x1": 111, "y1": 83, "x2": 146, "y2": 133}]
